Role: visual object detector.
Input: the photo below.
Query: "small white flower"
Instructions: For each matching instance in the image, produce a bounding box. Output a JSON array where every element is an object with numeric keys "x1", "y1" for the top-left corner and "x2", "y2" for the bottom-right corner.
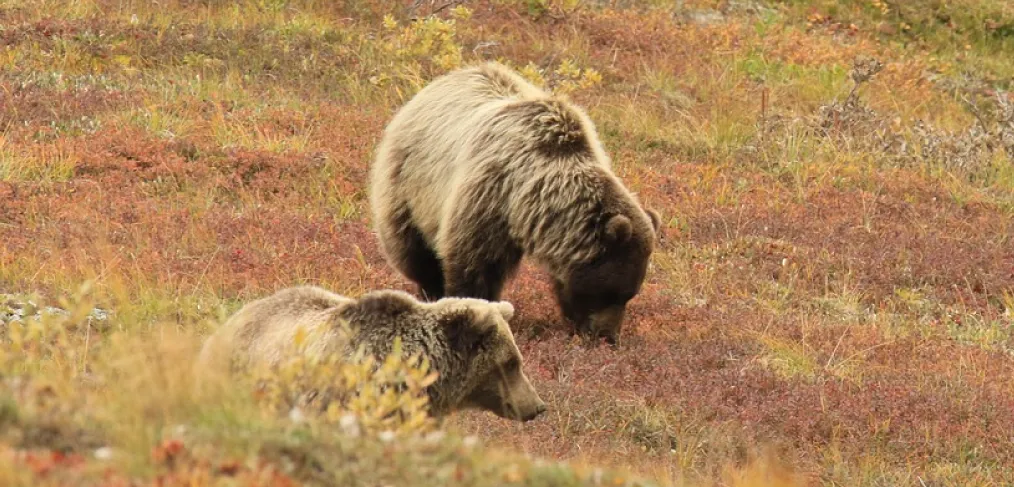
[
  {"x1": 339, "y1": 413, "x2": 358, "y2": 428},
  {"x1": 288, "y1": 407, "x2": 306, "y2": 423},
  {"x1": 94, "y1": 447, "x2": 113, "y2": 460},
  {"x1": 339, "y1": 414, "x2": 361, "y2": 437},
  {"x1": 378, "y1": 430, "x2": 396, "y2": 443},
  {"x1": 462, "y1": 435, "x2": 479, "y2": 448}
]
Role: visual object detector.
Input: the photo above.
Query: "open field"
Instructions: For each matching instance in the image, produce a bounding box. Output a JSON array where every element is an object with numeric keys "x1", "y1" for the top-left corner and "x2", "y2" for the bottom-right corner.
[{"x1": 1, "y1": 0, "x2": 1013, "y2": 485}]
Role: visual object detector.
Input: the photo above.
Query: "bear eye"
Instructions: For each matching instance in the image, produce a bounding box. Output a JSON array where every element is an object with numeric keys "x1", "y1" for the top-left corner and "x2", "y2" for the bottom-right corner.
[{"x1": 500, "y1": 356, "x2": 520, "y2": 372}]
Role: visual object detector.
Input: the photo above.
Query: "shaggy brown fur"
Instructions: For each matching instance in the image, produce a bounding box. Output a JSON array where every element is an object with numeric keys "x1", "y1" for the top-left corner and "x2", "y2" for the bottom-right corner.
[
  {"x1": 370, "y1": 62, "x2": 661, "y2": 344},
  {"x1": 198, "y1": 286, "x2": 546, "y2": 421}
]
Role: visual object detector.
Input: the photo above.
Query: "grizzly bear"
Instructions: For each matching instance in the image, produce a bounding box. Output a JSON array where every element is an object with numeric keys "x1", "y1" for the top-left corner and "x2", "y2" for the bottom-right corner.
[
  {"x1": 199, "y1": 285, "x2": 546, "y2": 422},
  {"x1": 370, "y1": 62, "x2": 661, "y2": 344}
]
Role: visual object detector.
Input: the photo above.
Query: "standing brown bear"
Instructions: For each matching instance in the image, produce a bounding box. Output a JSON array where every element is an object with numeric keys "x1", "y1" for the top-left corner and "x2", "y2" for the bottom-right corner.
[{"x1": 370, "y1": 62, "x2": 661, "y2": 344}]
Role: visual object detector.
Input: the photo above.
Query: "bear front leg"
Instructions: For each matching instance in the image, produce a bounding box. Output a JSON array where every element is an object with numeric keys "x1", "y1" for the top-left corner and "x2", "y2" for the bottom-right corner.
[
  {"x1": 440, "y1": 182, "x2": 522, "y2": 301},
  {"x1": 441, "y1": 223, "x2": 521, "y2": 302},
  {"x1": 443, "y1": 250, "x2": 520, "y2": 301}
]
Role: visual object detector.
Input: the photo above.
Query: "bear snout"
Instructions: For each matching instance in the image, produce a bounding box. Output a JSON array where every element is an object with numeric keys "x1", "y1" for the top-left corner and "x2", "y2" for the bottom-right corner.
[
  {"x1": 507, "y1": 373, "x2": 547, "y2": 422},
  {"x1": 585, "y1": 305, "x2": 625, "y2": 345},
  {"x1": 513, "y1": 399, "x2": 547, "y2": 422},
  {"x1": 526, "y1": 401, "x2": 548, "y2": 421}
]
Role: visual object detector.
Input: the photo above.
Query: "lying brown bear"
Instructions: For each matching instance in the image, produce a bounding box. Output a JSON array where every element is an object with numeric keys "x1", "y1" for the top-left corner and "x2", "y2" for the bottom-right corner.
[
  {"x1": 199, "y1": 286, "x2": 546, "y2": 421},
  {"x1": 370, "y1": 62, "x2": 661, "y2": 343}
]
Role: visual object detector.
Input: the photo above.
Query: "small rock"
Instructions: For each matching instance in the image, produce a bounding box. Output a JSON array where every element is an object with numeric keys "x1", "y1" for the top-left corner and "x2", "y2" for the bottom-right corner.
[
  {"x1": 685, "y1": 10, "x2": 725, "y2": 25},
  {"x1": 89, "y1": 308, "x2": 110, "y2": 322},
  {"x1": 42, "y1": 306, "x2": 69, "y2": 317},
  {"x1": 0, "y1": 294, "x2": 111, "y2": 326}
]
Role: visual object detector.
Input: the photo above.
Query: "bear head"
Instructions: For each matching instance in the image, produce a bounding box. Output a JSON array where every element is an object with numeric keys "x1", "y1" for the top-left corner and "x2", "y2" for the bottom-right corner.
[
  {"x1": 339, "y1": 290, "x2": 546, "y2": 422},
  {"x1": 553, "y1": 202, "x2": 662, "y2": 345},
  {"x1": 433, "y1": 297, "x2": 547, "y2": 422}
]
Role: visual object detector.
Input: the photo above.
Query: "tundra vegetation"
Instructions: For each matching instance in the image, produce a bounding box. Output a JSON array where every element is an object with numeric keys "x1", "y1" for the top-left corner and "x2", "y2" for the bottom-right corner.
[{"x1": 0, "y1": 0, "x2": 1012, "y2": 486}]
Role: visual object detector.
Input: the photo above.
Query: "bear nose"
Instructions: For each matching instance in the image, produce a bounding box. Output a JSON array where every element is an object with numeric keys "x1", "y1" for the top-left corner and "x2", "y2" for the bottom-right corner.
[
  {"x1": 588, "y1": 328, "x2": 619, "y2": 346},
  {"x1": 523, "y1": 402, "x2": 547, "y2": 422}
]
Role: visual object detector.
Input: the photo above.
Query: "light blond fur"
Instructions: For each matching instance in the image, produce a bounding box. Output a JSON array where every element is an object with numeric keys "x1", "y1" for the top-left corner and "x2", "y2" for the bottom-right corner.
[
  {"x1": 369, "y1": 62, "x2": 660, "y2": 343},
  {"x1": 198, "y1": 285, "x2": 546, "y2": 420},
  {"x1": 198, "y1": 286, "x2": 354, "y2": 371},
  {"x1": 371, "y1": 62, "x2": 655, "y2": 274}
]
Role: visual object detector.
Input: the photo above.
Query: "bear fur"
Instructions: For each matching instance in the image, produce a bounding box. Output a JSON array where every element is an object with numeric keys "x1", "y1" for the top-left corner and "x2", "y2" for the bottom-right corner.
[
  {"x1": 198, "y1": 285, "x2": 546, "y2": 421},
  {"x1": 370, "y1": 62, "x2": 661, "y2": 344}
]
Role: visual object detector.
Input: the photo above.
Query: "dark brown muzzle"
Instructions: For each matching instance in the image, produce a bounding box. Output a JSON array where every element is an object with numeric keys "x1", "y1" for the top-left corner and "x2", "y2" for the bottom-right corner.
[{"x1": 582, "y1": 305, "x2": 625, "y2": 345}]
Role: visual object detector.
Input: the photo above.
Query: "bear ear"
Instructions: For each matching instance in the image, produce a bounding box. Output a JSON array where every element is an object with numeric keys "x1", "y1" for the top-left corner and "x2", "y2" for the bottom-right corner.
[
  {"x1": 493, "y1": 301, "x2": 515, "y2": 322},
  {"x1": 645, "y1": 208, "x2": 662, "y2": 233},
  {"x1": 341, "y1": 290, "x2": 417, "y2": 320},
  {"x1": 443, "y1": 308, "x2": 497, "y2": 354},
  {"x1": 644, "y1": 207, "x2": 663, "y2": 241},
  {"x1": 605, "y1": 214, "x2": 632, "y2": 243}
]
